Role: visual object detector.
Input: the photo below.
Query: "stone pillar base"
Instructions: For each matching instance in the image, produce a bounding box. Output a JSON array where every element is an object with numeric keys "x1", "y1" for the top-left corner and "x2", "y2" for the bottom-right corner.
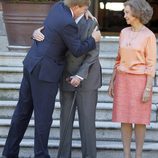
[{"x1": 7, "y1": 45, "x2": 31, "y2": 52}]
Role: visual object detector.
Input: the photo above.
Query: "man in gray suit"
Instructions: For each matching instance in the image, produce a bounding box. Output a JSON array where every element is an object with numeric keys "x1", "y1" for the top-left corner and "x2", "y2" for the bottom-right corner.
[{"x1": 33, "y1": 15, "x2": 102, "y2": 158}]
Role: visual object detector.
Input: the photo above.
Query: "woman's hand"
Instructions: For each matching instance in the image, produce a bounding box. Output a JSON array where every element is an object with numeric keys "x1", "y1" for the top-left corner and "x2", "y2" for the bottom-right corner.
[
  {"x1": 142, "y1": 89, "x2": 151, "y2": 102},
  {"x1": 32, "y1": 26, "x2": 45, "y2": 41},
  {"x1": 142, "y1": 76, "x2": 153, "y2": 102},
  {"x1": 108, "y1": 81, "x2": 114, "y2": 98}
]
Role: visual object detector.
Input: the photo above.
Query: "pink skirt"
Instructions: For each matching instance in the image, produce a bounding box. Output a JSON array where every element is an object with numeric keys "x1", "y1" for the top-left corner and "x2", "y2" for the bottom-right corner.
[{"x1": 112, "y1": 71, "x2": 152, "y2": 125}]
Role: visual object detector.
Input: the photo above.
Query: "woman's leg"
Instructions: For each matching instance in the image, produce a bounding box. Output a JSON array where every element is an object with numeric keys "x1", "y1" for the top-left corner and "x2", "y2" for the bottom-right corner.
[
  {"x1": 134, "y1": 124, "x2": 146, "y2": 158},
  {"x1": 121, "y1": 123, "x2": 132, "y2": 158}
]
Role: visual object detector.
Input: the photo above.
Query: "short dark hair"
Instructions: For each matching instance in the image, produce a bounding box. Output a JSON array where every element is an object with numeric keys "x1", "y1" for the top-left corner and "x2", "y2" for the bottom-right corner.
[{"x1": 124, "y1": 0, "x2": 153, "y2": 24}]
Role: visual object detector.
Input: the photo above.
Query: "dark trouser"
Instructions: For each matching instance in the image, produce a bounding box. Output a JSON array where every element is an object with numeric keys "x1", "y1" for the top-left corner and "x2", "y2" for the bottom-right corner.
[
  {"x1": 59, "y1": 90, "x2": 98, "y2": 158},
  {"x1": 3, "y1": 65, "x2": 58, "y2": 158}
]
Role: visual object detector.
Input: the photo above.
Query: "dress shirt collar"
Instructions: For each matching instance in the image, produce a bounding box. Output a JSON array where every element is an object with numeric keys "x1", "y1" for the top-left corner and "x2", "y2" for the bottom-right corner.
[
  {"x1": 70, "y1": 8, "x2": 74, "y2": 18},
  {"x1": 75, "y1": 14, "x2": 84, "y2": 24}
]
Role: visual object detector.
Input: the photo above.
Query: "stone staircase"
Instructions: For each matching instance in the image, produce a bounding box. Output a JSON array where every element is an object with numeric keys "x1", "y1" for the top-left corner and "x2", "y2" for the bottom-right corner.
[{"x1": 0, "y1": 36, "x2": 157, "y2": 158}]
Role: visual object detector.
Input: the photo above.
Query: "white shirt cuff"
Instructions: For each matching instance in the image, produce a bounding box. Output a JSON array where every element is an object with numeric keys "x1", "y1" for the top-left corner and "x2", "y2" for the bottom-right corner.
[{"x1": 75, "y1": 75, "x2": 84, "y2": 81}]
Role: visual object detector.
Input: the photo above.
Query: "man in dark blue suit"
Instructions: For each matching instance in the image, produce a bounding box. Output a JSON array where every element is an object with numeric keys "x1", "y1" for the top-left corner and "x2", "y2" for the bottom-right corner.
[{"x1": 2, "y1": 0, "x2": 101, "y2": 158}]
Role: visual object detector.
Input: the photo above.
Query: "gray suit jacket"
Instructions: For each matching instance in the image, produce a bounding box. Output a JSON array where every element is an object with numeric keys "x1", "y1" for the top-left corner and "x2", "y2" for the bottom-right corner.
[{"x1": 60, "y1": 17, "x2": 102, "y2": 91}]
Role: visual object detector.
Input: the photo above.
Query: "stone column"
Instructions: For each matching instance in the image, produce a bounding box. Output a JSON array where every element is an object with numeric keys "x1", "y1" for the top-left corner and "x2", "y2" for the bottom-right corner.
[
  {"x1": 0, "y1": 2, "x2": 8, "y2": 51},
  {"x1": 0, "y1": 2, "x2": 6, "y2": 36}
]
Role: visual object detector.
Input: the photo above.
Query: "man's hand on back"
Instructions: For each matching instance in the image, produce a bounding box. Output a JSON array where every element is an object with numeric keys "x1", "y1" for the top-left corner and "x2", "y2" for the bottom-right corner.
[{"x1": 92, "y1": 26, "x2": 101, "y2": 42}]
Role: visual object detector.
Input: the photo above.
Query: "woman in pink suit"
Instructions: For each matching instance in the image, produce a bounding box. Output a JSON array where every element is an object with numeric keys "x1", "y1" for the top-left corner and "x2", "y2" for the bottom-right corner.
[{"x1": 108, "y1": 0, "x2": 157, "y2": 158}]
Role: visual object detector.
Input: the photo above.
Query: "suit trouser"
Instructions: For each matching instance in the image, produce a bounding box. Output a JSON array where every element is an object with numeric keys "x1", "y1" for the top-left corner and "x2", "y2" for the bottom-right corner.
[
  {"x1": 59, "y1": 90, "x2": 98, "y2": 158},
  {"x1": 3, "y1": 65, "x2": 58, "y2": 158}
]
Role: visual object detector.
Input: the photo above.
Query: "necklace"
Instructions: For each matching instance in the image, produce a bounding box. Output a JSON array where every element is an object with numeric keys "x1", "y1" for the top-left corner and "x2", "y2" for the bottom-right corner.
[{"x1": 126, "y1": 26, "x2": 144, "y2": 47}]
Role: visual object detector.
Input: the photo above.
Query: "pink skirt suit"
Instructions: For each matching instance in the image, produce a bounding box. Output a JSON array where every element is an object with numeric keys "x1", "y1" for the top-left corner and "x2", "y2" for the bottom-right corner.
[{"x1": 112, "y1": 26, "x2": 157, "y2": 125}]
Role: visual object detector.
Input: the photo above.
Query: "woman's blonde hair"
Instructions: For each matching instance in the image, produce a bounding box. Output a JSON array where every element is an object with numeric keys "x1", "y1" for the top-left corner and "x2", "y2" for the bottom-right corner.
[
  {"x1": 64, "y1": 0, "x2": 91, "y2": 7},
  {"x1": 124, "y1": 0, "x2": 153, "y2": 24}
]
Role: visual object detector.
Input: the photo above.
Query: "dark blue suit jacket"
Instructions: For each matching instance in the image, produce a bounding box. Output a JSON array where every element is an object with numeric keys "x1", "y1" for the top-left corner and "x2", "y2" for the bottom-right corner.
[{"x1": 23, "y1": 2, "x2": 96, "y2": 82}]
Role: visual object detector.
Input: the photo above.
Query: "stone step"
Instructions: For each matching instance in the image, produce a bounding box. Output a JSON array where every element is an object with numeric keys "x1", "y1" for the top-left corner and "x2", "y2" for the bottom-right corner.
[
  {"x1": 99, "y1": 53, "x2": 158, "y2": 69},
  {"x1": 0, "y1": 51, "x2": 115, "y2": 68},
  {"x1": 0, "y1": 51, "x2": 118, "y2": 68},
  {"x1": 0, "y1": 83, "x2": 158, "y2": 103},
  {"x1": 0, "y1": 66, "x2": 158, "y2": 87},
  {"x1": 0, "y1": 52, "x2": 158, "y2": 79},
  {"x1": 100, "y1": 36, "x2": 119, "y2": 55},
  {"x1": 99, "y1": 53, "x2": 116, "y2": 69},
  {"x1": 0, "y1": 101, "x2": 113, "y2": 121},
  {"x1": 0, "y1": 119, "x2": 158, "y2": 143},
  {"x1": 0, "y1": 101, "x2": 157, "y2": 122},
  {"x1": 0, "y1": 66, "x2": 113, "y2": 84},
  {"x1": 0, "y1": 51, "x2": 119, "y2": 69},
  {"x1": 0, "y1": 36, "x2": 119, "y2": 56},
  {"x1": 102, "y1": 68, "x2": 158, "y2": 86},
  {"x1": 0, "y1": 51, "x2": 158, "y2": 72},
  {"x1": 0, "y1": 66, "x2": 23, "y2": 83},
  {"x1": 1, "y1": 83, "x2": 156, "y2": 103},
  {"x1": 0, "y1": 51, "x2": 26, "y2": 67},
  {"x1": 100, "y1": 36, "x2": 158, "y2": 54},
  {"x1": 0, "y1": 138, "x2": 157, "y2": 158},
  {"x1": 0, "y1": 35, "x2": 158, "y2": 53},
  {"x1": 0, "y1": 66, "x2": 158, "y2": 88}
]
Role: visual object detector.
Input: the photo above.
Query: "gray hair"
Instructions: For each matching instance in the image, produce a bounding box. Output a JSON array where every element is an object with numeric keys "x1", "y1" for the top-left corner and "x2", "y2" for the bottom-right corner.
[
  {"x1": 64, "y1": 0, "x2": 91, "y2": 7},
  {"x1": 124, "y1": 0, "x2": 153, "y2": 24}
]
